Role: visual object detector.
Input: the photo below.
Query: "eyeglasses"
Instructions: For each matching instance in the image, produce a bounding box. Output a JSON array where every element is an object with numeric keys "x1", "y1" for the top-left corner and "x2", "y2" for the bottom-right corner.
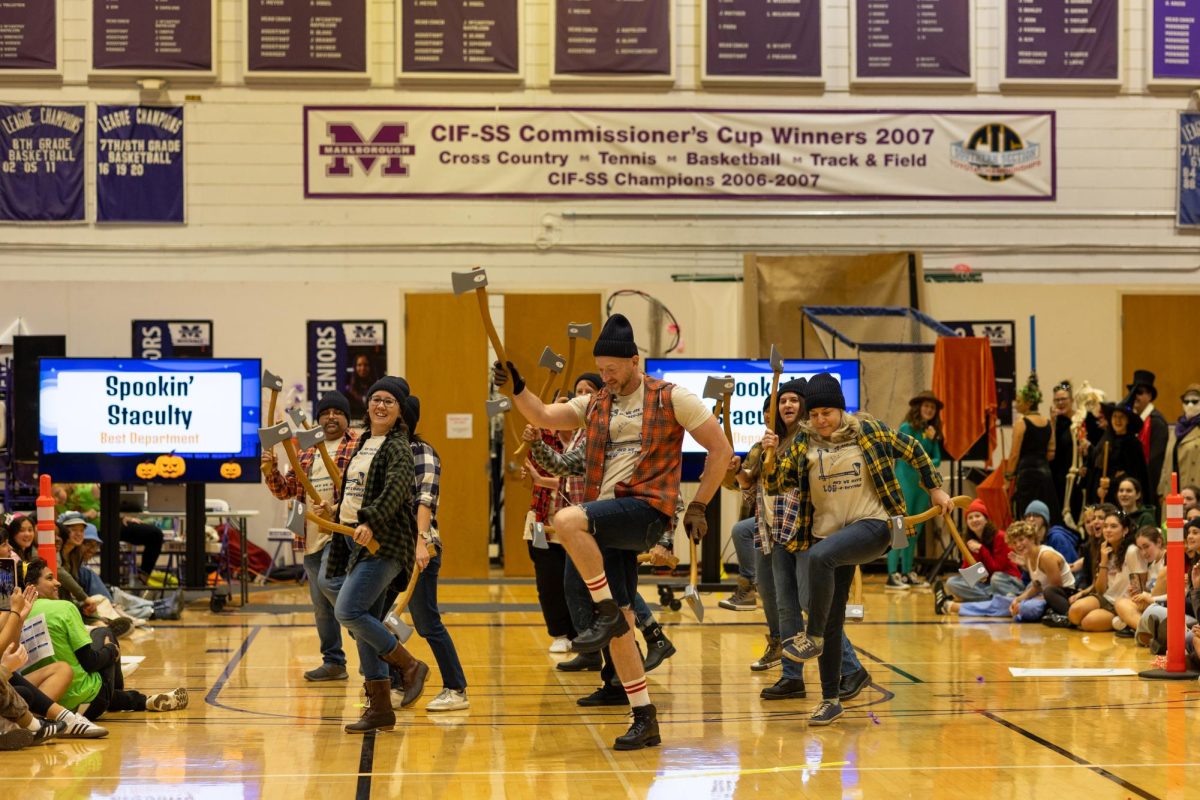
[
  {"x1": 1184, "y1": 398, "x2": 1200, "y2": 407},
  {"x1": 368, "y1": 397, "x2": 397, "y2": 408}
]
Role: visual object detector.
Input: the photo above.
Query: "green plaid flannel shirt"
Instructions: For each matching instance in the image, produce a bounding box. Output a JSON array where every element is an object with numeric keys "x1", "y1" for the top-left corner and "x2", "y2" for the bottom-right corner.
[{"x1": 763, "y1": 416, "x2": 942, "y2": 551}]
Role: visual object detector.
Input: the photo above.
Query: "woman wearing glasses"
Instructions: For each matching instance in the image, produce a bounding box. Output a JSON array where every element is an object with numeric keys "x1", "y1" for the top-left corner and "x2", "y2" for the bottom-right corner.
[{"x1": 1174, "y1": 384, "x2": 1200, "y2": 490}]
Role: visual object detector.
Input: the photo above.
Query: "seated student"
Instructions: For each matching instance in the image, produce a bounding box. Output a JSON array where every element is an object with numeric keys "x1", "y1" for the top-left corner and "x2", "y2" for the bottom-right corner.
[
  {"x1": 1067, "y1": 510, "x2": 1147, "y2": 632},
  {"x1": 1114, "y1": 478, "x2": 1158, "y2": 529},
  {"x1": 1043, "y1": 504, "x2": 1110, "y2": 627},
  {"x1": 5, "y1": 515, "x2": 37, "y2": 563},
  {"x1": 1022, "y1": 500, "x2": 1078, "y2": 567},
  {"x1": 58, "y1": 512, "x2": 112, "y2": 603},
  {"x1": 24, "y1": 559, "x2": 187, "y2": 720},
  {"x1": 0, "y1": 583, "x2": 69, "y2": 749},
  {"x1": 938, "y1": 521, "x2": 1074, "y2": 619},
  {"x1": 1114, "y1": 527, "x2": 1166, "y2": 640},
  {"x1": 1186, "y1": 519, "x2": 1200, "y2": 619},
  {"x1": 939, "y1": 498, "x2": 1024, "y2": 603}
]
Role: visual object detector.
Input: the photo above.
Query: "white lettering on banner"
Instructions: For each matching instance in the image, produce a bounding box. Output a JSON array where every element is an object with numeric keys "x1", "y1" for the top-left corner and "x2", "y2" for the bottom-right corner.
[{"x1": 304, "y1": 107, "x2": 1055, "y2": 200}]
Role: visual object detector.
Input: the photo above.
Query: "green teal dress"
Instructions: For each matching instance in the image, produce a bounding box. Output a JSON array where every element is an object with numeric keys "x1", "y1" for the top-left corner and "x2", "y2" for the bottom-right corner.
[{"x1": 889, "y1": 421, "x2": 942, "y2": 573}]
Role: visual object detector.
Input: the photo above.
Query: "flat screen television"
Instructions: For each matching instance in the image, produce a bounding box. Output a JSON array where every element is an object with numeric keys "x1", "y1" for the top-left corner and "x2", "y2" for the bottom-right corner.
[
  {"x1": 38, "y1": 358, "x2": 262, "y2": 483},
  {"x1": 643, "y1": 358, "x2": 861, "y2": 481}
]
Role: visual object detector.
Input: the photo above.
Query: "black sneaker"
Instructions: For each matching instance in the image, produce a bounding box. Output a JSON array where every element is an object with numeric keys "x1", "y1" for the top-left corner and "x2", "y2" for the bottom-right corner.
[
  {"x1": 885, "y1": 572, "x2": 909, "y2": 591},
  {"x1": 577, "y1": 685, "x2": 629, "y2": 707},
  {"x1": 1114, "y1": 627, "x2": 1135, "y2": 639},
  {"x1": 933, "y1": 580, "x2": 950, "y2": 615},
  {"x1": 556, "y1": 652, "x2": 603, "y2": 672},
  {"x1": 31, "y1": 719, "x2": 66, "y2": 745},
  {"x1": 760, "y1": 677, "x2": 807, "y2": 700},
  {"x1": 613, "y1": 704, "x2": 661, "y2": 751},
  {"x1": 0, "y1": 729, "x2": 34, "y2": 751},
  {"x1": 570, "y1": 599, "x2": 630, "y2": 654},
  {"x1": 838, "y1": 668, "x2": 871, "y2": 702},
  {"x1": 809, "y1": 700, "x2": 844, "y2": 726},
  {"x1": 305, "y1": 663, "x2": 349, "y2": 682},
  {"x1": 1041, "y1": 613, "x2": 1073, "y2": 629}
]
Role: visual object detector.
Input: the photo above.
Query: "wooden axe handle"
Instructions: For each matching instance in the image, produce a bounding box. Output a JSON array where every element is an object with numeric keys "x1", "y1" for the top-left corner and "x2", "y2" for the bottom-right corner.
[
  {"x1": 475, "y1": 290, "x2": 508, "y2": 367},
  {"x1": 903, "y1": 494, "x2": 971, "y2": 530},
  {"x1": 513, "y1": 373, "x2": 557, "y2": 458},
  {"x1": 306, "y1": 512, "x2": 379, "y2": 555},
  {"x1": 943, "y1": 514, "x2": 977, "y2": 566},
  {"x1": 392, "y1": 542, "x2": 439, "y2": 616},
  {"x1": 721, "y1": 395, "x2": 733, "y2": 445},
  {"x1": 281, "y1": 439, "x2": 324, "y2": 506},
  {"x1": 637, "y1": 552, "x2": 680, "y2": 568},
  {"x1": 688, "y1": 537, "x2": 699, "y2": 586},
  {"x1": 762, "y1": 370, "x2": 783, "y2": 471},
  {"x1": 267, "y1": 388, "x2": 279, "y2": 429},
  {"x1": 316, "y1": 441, "x2": 343, "y2": 493}
]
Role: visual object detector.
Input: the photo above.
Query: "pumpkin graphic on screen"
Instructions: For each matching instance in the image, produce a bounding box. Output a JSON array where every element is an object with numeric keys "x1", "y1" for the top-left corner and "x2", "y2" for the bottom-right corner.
[
  {"x1": 219, "y1": 461, "x2": 242, "y2": 480},
  {"x1": 135, "y1": 460, "x2": 158, "y2": 480},
  {"x1": 155, "y1": 453, "x2": 186, "y2": 479}
]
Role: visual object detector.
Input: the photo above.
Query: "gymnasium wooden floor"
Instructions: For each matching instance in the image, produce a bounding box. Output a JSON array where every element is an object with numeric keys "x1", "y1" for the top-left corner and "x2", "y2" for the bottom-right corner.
[{"x1": 9, "y1": 576, "x2": 1196, "y2": 799}]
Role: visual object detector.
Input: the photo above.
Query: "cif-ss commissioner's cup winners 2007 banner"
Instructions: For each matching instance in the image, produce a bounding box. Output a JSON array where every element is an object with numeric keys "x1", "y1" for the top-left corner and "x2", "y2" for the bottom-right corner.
[{"x1": 304, "y1": 107, "x2": 1055, "y2": 200}]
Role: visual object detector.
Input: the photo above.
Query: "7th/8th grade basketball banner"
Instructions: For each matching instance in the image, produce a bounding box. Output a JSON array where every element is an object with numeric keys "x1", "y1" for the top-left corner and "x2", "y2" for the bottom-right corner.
[{"x1": 304, "y1": 106, "x2": 1055, "y2": 200}]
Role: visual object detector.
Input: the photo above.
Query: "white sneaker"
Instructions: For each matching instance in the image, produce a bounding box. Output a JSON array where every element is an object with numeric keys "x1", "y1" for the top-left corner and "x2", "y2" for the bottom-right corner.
[
  {"x1": 549, "y1": 636, "x2": 571, "y2": 653},
  {"x1": 146, "y1": 688, "x2": 188, "y2": 712},
  {"x1": 55, "y1": 711, "x2": 108, "y2": 739},
  {"x1": 425, "y1": 688, "x2": 469, "y2": 712}
]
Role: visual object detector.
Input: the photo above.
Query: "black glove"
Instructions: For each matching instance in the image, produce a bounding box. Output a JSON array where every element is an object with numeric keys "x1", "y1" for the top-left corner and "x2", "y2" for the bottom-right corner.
[
  {"x1": 492, "y1": 360, "x2": 525, "y2": 394},
  {"x1": 683, "y1": 501, "x2": 708, "y2": 543}
]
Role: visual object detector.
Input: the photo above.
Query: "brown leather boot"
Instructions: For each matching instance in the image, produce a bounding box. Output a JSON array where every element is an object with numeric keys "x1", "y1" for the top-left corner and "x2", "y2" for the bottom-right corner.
[
  {"x1": 344, "y1": 679, "x2": 395, "y2": 734},
  {"x1": 380, "y1": 641, "x2": 429, "y2": 708}
]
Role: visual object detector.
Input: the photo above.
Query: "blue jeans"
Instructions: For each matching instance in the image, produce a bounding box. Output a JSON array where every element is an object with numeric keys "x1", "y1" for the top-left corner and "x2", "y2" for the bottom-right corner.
[
  {"x1": 304, "y1": 546, "x2": 345, "y2": 667},
  {"x1": 409, "y1": 544, "x2": 467, "y2": 691},
  {"x1": 959, "y1": 594, "x2": 1047, "y2": 621},
  {"x1": 946, "y1": 571, "x2": 1025, "y2": 603},
  {"x1": 77, "y1": 566, "x2": 113, "y2": 602},
  {"x1": 756, "y1": 545, "x2": 778, "y2": 639},
  {"x1": 772, "y1": 546, "x2": 863, "y2": 682},
  {"x1": 333, "y1": 556, "x2": 404, "y2": 681},
  {"x1": 731, "y1": 517, "x2": 757, "y2": 581},
  {"x1": 805, "y1": 519, "x2": 889, "y2": 701}
]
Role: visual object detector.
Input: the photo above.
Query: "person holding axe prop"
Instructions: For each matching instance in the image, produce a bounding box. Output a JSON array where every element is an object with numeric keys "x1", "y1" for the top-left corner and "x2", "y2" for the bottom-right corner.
[
  {"x1": 763, "y1": 373, "x2": 950, "y2": 726},
  {"x1": 321, "y1": 376, "x2": 431, "y2": 735},
  {"x1": 262, "y1": 390, "x2": 360, "y2": 684},
  {"x1": 494, "y1": 314, "x2": 731, "y2": 751}
]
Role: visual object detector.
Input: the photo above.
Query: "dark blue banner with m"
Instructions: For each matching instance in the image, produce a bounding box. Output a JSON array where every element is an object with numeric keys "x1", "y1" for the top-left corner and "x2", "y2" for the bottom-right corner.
[
  {"x1": 132, "y1": 321, "x2": 213, "y2": 359},
  {"x1": 307, "y1": 321, "x2": 388, "y2": 422},
  {"x1": 97, "y1": 105, "x2": 184, "y2": 223}
]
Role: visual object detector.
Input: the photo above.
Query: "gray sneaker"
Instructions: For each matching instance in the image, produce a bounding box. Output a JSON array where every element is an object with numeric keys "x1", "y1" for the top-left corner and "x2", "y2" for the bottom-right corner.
[
  {"x1": 304, "y1": 663, "x2": 349, "y2": 682},
  {"x1": 751, "y1": 635, "x2": 783, "y2": 671},
  {"x1": 426, "y1": 688, "x2": 470, "y2": 712},
  {"x1": 718, "y1": 578, "x2": 758, "y2": 611}
]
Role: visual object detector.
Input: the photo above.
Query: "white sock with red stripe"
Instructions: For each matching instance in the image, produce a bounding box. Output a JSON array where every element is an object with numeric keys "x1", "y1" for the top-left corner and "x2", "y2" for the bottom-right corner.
[
  {"x1": 623, "y1": 677, "x2": 651, "y2": 707},
  {"x1": 584, "y1": 572, "x2": 613, "y2": 603}
]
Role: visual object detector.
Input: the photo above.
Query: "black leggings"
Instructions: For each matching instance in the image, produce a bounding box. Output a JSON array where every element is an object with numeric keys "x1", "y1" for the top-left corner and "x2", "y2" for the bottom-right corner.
[
  {"x1": 528, "y1": 542, "x2": 575, "y2": 639},
  {"x1": 82, "y1": 629, "x2": 146, "y2": 720},
  {"x1": 1043, "y1": 586, "x2": 1073, "y2": 615},
  {"x1": 122, "y1": 521, "x2": 164, "y2": 576},
  {"x1": 8, "y1": 673, "x2": 53, "y2": 717}
]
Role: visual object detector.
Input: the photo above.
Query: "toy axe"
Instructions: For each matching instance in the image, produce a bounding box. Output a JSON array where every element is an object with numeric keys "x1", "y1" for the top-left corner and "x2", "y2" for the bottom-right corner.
[
  {"x1": 384, "y1": 542, "x2": 440, "y2": 643},
  {"x1": 286, "y1": 407, "x2": 310, "y2": 431},
  {"x1": 485, "y1": 396, "x2": 512, "y2": 419},
  {"x1": 903, "y1": 495, "x2": 985, "y2": 586},
  {"x1": 685, "y1": 537, "x2": 704, "y2": 622},
  {"x1": 704, "y1": 375, "x2": 738, "y2": 488},
  {"x1": 513, "y1": 347, "x2": 567, "y2": 458},
  {"x1": 762, "y1": 345, "x2": 784, "y2": 473},
  {"x1": 556, "y1": 322, "x2": 594, "y2": 399},
  {"x1": 294, "y1": 417, "x2": 343, "y2": 490},
  {"x1": 262, "y1": 369, "x2": 284, "y2": 425},
  {"x1": 452, "y1": 267, "x2": 509, "y2": 368},
  {"x1": 531, "y1": 520, "x2": 550, "y2": 550},
  {"x1": 287, "y1": 499, "x2": 379, "y2": 555}
]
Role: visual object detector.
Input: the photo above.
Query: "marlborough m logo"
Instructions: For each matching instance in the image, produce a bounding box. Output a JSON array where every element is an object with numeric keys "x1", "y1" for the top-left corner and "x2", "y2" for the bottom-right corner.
[
  {"x1": 320, "y1": 123, "x2": 415, "y2": 178},
  {"x1": 176, "y1": 325, "x2": 204, "y2": 341}
]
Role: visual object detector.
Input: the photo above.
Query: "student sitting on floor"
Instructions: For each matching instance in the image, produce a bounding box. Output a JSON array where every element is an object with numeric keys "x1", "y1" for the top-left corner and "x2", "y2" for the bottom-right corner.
[
  {"x1": 938, "y1": 498, "x2": 1024, "y2": 604},
  {"x1": 1066, "y1": 510, "x2": 1147, "y2": 633},
  {"x1": 1113, "y1": 527, "x2": 1166, "y2": 641},
  {"x1": 1042, "y1": 504, "x2": 1111, "y2": 628},
  {"x1": 23, "y1": 559, "x2": 188, "y2": 720}
]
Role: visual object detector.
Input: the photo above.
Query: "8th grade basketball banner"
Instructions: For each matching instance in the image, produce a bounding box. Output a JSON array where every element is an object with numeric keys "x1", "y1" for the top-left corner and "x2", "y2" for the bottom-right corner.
[
  {"x1": 304, "y1": 106, "x2": 1055, "y2": 200},
  {"x1": 0, "y1": 104, "x2": 84, "y2": 221}
]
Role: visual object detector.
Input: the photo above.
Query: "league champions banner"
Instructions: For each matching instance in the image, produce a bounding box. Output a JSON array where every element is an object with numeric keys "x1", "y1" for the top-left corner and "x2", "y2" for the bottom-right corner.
[
  {"x1": 0, "y1": 104, "x2": 84, "y2": 222},
  {"x1": 96, "y1": 105, "x2": 185, "y2": 223},
  {"x1": 1180, "y1": 113, "x2": 1200, "y2": 228},
  {"x1": 304, "y1": 107, "x2": 1055, "y2": 200},
  {"x1": 132, "y1": 321, "x2": 214, "y2": 359},
  {"x1": 307, "y1": 321, "x2": 388, "y2": 422}
]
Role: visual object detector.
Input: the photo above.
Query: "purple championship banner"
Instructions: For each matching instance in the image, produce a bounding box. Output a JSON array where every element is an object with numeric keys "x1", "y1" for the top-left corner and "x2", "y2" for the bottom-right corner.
[
  {"x1": 92, "y1": 0, "x2": 213, "y2": 72},
  {"x1": 96, "y1": 105, "x2": 184, "y2": 224},
  {"x1": 247, "y1": 0, "x2": 367, "y2": 75},
  {"x1": 132, "y1": 321, "x2": 213, "y2": 359},
  {"x1": 703, "y1": 0, "x2": 821, "y2": 81},
  {"x1": 399, "y1": 0, "x2": 520, "y2": 76},
  {"x1": 304, "y1": 106, "x2": 1056, "y2": 201},
  {"x1": 1180, "y1": 113, "x2": 1200, "y2": 228},
  {"x1": 1004, "y1": 0, "x2": 1120, "y2": 83},
  {"x1": 0, "y1": 1, "x2": 57, "y2": 71},
  {"x1": 1150, "y1": 0, "x2": 1200, "y2": 82},
  {"x1": 0, "y1": 105, "x2": 84, "y2": 222},
  {"x1": 554, "y1": 0, "x2": 671, "y2": 76},
  {"x1": 853, "y1": 0, "x2": 972, "y2": 82}
]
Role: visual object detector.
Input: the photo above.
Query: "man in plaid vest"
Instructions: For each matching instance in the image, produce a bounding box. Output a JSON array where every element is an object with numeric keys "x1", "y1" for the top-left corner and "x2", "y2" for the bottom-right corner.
[{"x1": 496, "y1": 313, "x2": 732, "y2": 751}]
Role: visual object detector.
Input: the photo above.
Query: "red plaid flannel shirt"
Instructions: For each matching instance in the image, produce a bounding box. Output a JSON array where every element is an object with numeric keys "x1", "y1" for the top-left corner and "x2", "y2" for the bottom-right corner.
[
  {"x1": 528, "y1": 429, "x2": 564, "y2": 523},
  {"x1": 264, "y1": 430, "x2": 360, "y2": 502},
  {"x1": 582, "y1": 376, "x2": 683, "y2": 519}
]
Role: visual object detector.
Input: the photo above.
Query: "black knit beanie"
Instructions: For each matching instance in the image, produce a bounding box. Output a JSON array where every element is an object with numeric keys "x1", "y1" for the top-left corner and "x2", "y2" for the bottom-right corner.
[
  {"x1": 402, "y1": 395, "x2": 421, "y2": 434},
  {"x1": 592, "y1": 314, "x2": 638, "y2": 358},
  {"x1": 575, "y1": 372, "x2": 603, "y2": 393},
  {"x1": 803, "y1": 373, "x2": 845, "y2": 411},
  {"x1": 778, "y1": 378, "x2": 808, "y2": 403},
  {"x1": 366, "y1": 376, "x2": 410, "y2": 405},
  {"x1": 316, "y1": 390, "x2": 351, "y2": 420}
]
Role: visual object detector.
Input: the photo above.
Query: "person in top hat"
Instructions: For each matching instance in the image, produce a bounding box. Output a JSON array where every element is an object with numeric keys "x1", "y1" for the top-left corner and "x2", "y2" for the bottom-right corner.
[
  {"x1": 886, "y1": 391, "x2": 944, "y2": 590},
  {"x1": 494, "y1": 313, "x2": 732, "y2": 751},
  {"x1": 1088, "y1": 397, "x2": 1151, "y2": 506},
  {"x1": 1127, "y1": 370, "x2": 1169, "y2": 501}
]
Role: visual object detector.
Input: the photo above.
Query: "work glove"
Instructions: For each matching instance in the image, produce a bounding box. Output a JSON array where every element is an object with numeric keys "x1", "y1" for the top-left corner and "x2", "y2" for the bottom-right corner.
[{"x1": 683, "y1": 501, "x2": 708, "y2": 543}]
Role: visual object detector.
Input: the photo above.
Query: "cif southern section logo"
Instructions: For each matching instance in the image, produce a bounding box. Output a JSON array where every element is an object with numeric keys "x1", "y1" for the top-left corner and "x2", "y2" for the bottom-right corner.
[
  {"x1": 320, "y1": 122, "x2": 416, "y2": 178},
  {"x1": 951, "y1": 123, "x2": 1041, "y2": 182}
]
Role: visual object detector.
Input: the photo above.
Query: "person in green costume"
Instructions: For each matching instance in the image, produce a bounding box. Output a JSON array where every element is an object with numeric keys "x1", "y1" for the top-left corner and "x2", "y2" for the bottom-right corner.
[{"x1": 885, "y1": 391, "x2": 943, "y2": 590}]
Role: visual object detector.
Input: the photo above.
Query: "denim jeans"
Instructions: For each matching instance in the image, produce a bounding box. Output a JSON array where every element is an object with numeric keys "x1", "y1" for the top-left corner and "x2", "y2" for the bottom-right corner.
[
  {"x1": 756, "y1": 545, "x2": 778, "y2": 639},
  {"x1": 333, "y1": 555, "x2": 404, "y2": 681},
  {"x1": 731, "y1": 517, "x2": 757, "y2": 581},
  {"x1": 946, "y1": 571, "x2": 1024, "y2": 603},
  {"x1": 409, "y1": 544, "x2": 467, "y2": 691},
  {"x1": 958, "y1": 593, "x2": 1046, "y2": 621},
  {"x1": 77, "y1": 566, "x2": 113, "y2": 602},
  {"x1": 581, "y1": 497, "x2": 668, "y2": 553},
  {"x1": 805, "y1": 519, "x2": 889, "y2": 700},
  {"x1": 772, "y1": 546, "x2": 864, "y2": 683},
  {"x1": 304, "y1": 546, "x2": 345, "y2": 667}
]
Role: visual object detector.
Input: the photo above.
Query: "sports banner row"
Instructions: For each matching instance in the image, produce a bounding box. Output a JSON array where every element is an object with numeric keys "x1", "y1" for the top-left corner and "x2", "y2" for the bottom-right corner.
[
  {"x1": 304, "y1": 106, "x2": 1057, "y2": 201},
  {"x1": 0, "y1": 104, "x2": 183, "y2": 223},
  {"x1": 0, "y1": 1, "x2": 1197, "y2": 86}
]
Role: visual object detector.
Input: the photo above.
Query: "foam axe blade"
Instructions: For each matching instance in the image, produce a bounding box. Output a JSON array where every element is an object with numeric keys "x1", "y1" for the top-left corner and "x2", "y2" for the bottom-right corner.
[
  {"x1": 258, "y1": 421, "x2": 323, "y2": 506},
  {"x1": 531, "y1": 521, "x2": 549, "y2": 550},
  {"x1": 287, "y1": 407, "x2": 311, "y2": 430},
  {"x1": 262, "y1": 369, "x2": 284, "y2": 425},
  {"x1": 557, "y1": 322, "x2": 595, "y2": 398},
  {"x1": 451, "y1": 268, "x2": 489, "y2": 295},
  {"x1": 485, "y1": 396, "x2": 512, "y2": 417},
  {"x1": 384, "y1": 611, "x2": 415, "y2": 644},
  {"x1": 285, "y1": 501, "x2": 306, "y2": 537},
  {"x1": 258, "y1": 420, "x2": 294, "y2": 450},
  {"x1": 451, "y1": 267, "x2": 509, "y2": 372},
  {"x1": 295, "y1": 425, "x2": 326, "y2": 451},
  {"x1": 567, "y1": 322, "x2": 593, "y2": 341},
  {"x1": 702, "y1": 375, "x2": 732, "y2": 402},
  {"x1": 685, "y1": 538, "x2": 704, "y2": 622}
]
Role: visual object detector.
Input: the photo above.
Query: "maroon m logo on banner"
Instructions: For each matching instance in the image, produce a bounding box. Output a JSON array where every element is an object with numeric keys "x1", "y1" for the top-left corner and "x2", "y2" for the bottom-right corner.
[{"x1": 320, "y1": 123, "x2": 415, "y2": 177}]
